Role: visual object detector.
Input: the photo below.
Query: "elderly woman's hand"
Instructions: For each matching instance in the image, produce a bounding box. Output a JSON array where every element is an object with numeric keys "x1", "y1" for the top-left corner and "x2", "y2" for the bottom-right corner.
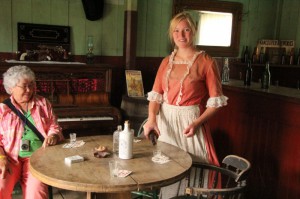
[
  {"x1": 0, "y1": 155, "x2": 9, "y2": 179},
  {"x1": 43, "y1": 134, "x2": 59, "y2": 148}
]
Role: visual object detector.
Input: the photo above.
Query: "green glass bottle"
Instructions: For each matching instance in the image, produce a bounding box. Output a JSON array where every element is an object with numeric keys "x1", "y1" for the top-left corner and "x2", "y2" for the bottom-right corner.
[
  {"x1": 244, "y1": 61, "x2": 252, "y2": 86},
  {"x1": 261, "y1": 62, "x2": 271, "y2": 89},
  {"x1": 243, "y1": 46, "x2": 249, "y2": 63}
]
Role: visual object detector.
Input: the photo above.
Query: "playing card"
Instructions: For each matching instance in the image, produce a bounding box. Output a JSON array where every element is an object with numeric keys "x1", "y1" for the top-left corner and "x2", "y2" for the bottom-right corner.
[
  {"x1": 117, "y1": 169, "x2": 132, "y2": 177},
  {"x1": 63, "y1": 140, "x2": 85, "y2": 148}
]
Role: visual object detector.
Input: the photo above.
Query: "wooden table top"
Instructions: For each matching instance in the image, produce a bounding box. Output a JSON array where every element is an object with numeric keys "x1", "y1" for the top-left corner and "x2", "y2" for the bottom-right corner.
[{"x1": 29, "y1": 135, "x2": 192, "y2": 194}]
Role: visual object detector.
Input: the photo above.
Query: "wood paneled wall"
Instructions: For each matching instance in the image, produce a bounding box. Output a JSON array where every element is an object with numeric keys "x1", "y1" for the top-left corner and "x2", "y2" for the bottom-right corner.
[
  {"x1": 210, "y1": 84, "x2": 300, "y2": 199},
  {"x1": 0, "y1": 0, "x2": 125, "y2": 56},
  {"x1": 1, "y1": 0, "x2": 300, "y2": 59},
  {"x1": 232, "y1": 0, "x2": 300, "y2": 56},
  {"x1": 136, "y1": 0, "x2": 172, "y2": 57}
]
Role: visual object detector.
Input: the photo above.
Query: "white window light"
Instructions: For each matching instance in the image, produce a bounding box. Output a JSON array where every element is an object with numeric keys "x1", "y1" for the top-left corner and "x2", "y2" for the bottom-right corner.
[{"x1": 196, "y1": 11, "x2": 233, "y2": 47}]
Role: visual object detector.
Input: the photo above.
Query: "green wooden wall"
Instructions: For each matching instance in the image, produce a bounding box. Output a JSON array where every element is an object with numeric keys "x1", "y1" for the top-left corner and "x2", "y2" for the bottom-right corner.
[
  {"x1": 0, "y1": 0, "x2": 125, "y2": 56},
  {"x1": 236, "y1": 0, "x2": 300, "y2": 55},
  {"x1": 136, "y1": 0, "x2": 172, "y2": 57},
  {"x1": 0, "y1": 0, "x2": 300, "y2": 58}
]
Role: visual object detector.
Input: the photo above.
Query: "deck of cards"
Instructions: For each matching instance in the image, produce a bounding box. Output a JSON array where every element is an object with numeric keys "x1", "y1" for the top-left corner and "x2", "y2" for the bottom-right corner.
[
  {"x1": 64, "y1": 155, "x2": 84, "y2": 165},
  {"x1": 63, "y1": 140, "x2": 85, "y2": 148}
]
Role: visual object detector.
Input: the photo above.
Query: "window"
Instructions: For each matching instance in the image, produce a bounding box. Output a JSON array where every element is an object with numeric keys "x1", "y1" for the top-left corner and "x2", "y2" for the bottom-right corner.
[
  {"x1": 173, "y1": 0, "x2": 243, "y2": 57},
  {"x1": 196, "y1": 11, "x2": 232, "y2": 47}
]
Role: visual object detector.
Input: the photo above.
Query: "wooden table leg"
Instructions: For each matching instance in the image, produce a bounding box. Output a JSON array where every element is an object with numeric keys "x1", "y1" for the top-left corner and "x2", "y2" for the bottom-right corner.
[{"x1": 87, "y1": 192, "x2": 92, "y2": 199}]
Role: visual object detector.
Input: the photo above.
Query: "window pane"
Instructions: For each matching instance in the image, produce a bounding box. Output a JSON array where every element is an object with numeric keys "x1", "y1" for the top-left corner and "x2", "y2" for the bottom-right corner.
[{"x1": 196, "y1": 11, "x2": 232, "y2": 47}]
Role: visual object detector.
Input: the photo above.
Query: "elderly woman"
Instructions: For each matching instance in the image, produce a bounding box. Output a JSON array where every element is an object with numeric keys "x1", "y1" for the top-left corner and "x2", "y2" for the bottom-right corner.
[{"x1": 0, "y1": 65, "x2": 64, "y2": 198}]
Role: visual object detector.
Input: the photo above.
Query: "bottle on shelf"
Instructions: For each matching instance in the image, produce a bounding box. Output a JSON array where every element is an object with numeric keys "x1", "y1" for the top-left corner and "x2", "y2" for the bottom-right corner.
[
  {"x1": 243, "y1": 46, "x2": 249, "y2": 63},
  {"x1": 252, "y1": 46, "x2": 258, "y2": 64},
  {"x1": 86, "y1": 35, "x2": 94, "y2": 64},
  {"x1": 221, "y1": 58, "x2": 230, "y2": 83},
  {"x1": 297, "y1": 48, "x2": 300, "y2": 65},
  {"x1": 296, "y1": 48, "x2": 300, "y2": 66},
  {"x1": 113, "y1": 125, "x2": 122, "y2": 154},
  {"x1": 289, "y1": 48, "x2": 294, "y2": 65},
  {"x1": 244, "y1": 61, "x2": 252, "y2": 86},
  {"x1": 119, "y1": 120, "x2": 133, "y2": 159},
  {"x1": 264, "y1": 48, "x2": 269, "y2": 63},
  {"x1": 261, "y1": 62, "x2": 271, "y2": 89},
  {"x1": 281, "y1": 48, "x2": 286, "y2": 65},
  {"x1": 259, "y1": 47, "x2": 265, "y2": 64}
]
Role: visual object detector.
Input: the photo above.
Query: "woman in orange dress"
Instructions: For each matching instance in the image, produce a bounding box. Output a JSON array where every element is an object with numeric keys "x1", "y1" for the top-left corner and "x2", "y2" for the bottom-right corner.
[{"x1": 143, "y1": 12, "x2": 228, "y2": 198}]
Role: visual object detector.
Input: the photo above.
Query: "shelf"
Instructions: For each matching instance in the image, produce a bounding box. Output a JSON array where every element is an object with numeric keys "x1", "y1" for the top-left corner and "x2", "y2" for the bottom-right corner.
[{"x1": 236, "y1": 62, "x2": 300, "y2": 68}]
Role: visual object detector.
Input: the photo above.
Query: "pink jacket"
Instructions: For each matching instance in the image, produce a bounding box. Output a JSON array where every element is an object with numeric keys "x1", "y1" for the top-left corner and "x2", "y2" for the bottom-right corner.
[{"x1": 0, "y1": 95, "x2": 63, "y2": 164}]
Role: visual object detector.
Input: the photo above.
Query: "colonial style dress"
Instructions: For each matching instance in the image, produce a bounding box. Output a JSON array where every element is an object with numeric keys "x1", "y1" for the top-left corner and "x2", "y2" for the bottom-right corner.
[{"x1": 147, "y1": 49, "x2": 228, "y2": 198}]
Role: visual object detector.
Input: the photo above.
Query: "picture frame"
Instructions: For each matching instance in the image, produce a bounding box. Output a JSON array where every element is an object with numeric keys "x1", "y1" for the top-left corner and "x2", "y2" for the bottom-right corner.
[
  {"x1": 257, "y1": 39, "x2": 294, "y2": 64},
  {"x1": 125, "y1": 70, "x2": 145, "y2": 97}
]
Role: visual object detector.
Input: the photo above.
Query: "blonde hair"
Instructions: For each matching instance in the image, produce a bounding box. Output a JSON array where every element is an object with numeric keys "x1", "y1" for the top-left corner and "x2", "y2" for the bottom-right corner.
[{"x1": 168, "y1": 12, "x2": 197, "y2": 48}]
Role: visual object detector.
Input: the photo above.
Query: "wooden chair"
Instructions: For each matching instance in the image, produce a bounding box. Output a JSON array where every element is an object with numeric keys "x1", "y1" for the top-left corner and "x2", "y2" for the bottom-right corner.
[
  {"x1": 170, "y1": 155, "x2": 251, "y2": 199},
  {"x1": 131, "y1": 118, "x2": 159, "y2": 199}
]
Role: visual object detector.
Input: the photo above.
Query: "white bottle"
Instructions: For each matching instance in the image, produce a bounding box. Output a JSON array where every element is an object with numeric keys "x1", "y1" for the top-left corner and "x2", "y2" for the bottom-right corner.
[
  {"x1": 113, "y1": 125, "x2": 122, "y2": 154},
  {"x1": 119, "y1": 120, "x2": 133, "y2": 159}
]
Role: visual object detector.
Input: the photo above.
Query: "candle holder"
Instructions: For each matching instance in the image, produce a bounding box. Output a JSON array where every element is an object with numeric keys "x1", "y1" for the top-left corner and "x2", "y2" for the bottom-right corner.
[{"x1": 86, "y1": 35, "x2": 94, "y2": 64}]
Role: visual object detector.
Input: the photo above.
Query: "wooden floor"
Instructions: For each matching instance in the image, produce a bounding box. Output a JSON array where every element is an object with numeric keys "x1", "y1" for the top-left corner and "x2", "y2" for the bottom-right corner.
[
  {"x1": 13, "y1": 187, "x2": 86, "y2": 199},
  {"x1": 12, "y1": 187, "x2": 149, "y2": 199}
]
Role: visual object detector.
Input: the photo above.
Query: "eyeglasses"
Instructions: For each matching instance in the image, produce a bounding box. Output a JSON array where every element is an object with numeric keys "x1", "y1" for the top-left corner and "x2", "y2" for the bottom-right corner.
[{"x1": 16, "y1": 83, "x2": 35, "y2": 90}]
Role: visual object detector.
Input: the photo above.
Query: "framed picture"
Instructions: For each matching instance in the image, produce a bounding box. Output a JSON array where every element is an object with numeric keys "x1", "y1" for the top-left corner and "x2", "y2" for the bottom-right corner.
[
  {"x1": 257, "y1": 39, "x2": 294, "y2": 64},
  {"x1": 125, "y1": 70, "x2": 145, "y2": 97}
]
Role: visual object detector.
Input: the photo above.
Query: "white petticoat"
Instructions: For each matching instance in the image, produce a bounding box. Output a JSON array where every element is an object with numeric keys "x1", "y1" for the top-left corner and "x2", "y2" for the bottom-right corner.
[{"x1": 157, "y1": 103, "x2": 210, "y2": 199}]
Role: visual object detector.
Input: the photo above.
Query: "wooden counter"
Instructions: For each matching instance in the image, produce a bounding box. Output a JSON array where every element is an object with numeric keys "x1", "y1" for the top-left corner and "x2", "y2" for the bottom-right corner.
[
  {"x1": 210, "y1": 79, "x2": 300, "y2": 199},
  {"x1": 222, "y1": 79, "x2": 300, "y2": 102}
]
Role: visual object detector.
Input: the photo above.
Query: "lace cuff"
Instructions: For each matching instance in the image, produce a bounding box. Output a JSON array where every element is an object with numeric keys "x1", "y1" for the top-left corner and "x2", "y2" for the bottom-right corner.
[
  {"x1": 206, "y1": 95, "x2": 228, "y2": 108},
  {"x1": 147, "y1": 91, "x2": 163, "y2": 104}
]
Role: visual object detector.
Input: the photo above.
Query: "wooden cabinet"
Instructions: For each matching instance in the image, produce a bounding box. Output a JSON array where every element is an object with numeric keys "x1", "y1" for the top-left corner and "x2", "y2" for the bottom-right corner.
[{"x1": 210, "y1": 80, "x2": 300, "y2": 199}]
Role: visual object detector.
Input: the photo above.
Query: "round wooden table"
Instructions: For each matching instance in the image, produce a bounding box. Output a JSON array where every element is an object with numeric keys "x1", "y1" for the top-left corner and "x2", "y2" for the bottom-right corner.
[{"x1": 29, "y1": 135, "x2": 192, "y2": 199}]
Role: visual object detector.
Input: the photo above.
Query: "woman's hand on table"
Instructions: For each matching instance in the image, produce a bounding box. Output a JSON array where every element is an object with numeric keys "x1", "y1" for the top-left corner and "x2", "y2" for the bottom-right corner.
[
  {"x1": 43, "y1": 134, "x2": 59, "y2": 148},
  {"x1": 143, "y1": 120, "x2": 160, "y2": 139}
]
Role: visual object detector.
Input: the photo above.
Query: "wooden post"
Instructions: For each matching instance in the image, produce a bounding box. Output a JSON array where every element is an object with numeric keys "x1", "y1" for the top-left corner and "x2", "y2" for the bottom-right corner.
[{"x1": 124, "y1": 0, "x2": 137, "y2": 70}]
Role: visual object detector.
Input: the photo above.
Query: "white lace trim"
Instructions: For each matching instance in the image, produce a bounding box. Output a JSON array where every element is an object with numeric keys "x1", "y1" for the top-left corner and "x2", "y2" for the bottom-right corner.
[
  {"x1": 206, "y1": 95, "x2": 228, "y2": 108},
  {"x1": 172, "y1": 60, "x2": 190, "y2": 64},
  {"x1": 165, "y1": 49, "x2": 203, "y2": 106},
  {"x1": 147, "y1": 91, "x2": 163, "y2": 104}
]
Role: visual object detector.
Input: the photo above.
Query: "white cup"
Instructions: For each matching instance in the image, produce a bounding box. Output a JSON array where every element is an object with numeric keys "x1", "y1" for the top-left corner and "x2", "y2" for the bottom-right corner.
[
  {"x1": 109, "y1": 160, "x2": 120, "y2": 177},
  {"x1": 69, "y1": 133, "x2": 76, "y2": 144}
]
